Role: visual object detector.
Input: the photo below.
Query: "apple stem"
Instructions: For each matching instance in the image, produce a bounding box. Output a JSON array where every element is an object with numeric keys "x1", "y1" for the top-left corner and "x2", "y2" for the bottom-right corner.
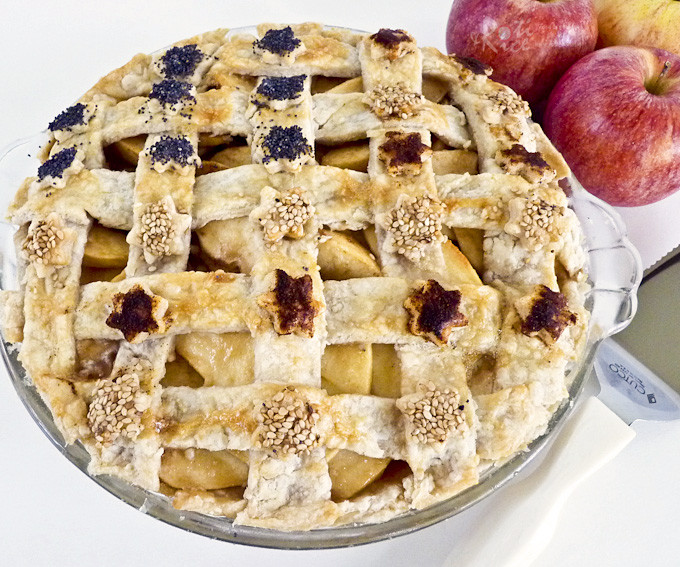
[
  {"x1": 646, "y1": 61, "x2": 672, "y2": 95},
  {"x1": 659, "y1": 61, "x2": 672, "y2": 81}
]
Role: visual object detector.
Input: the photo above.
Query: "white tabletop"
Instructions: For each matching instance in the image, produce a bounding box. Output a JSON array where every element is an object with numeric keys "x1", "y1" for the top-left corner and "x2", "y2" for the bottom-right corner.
[{"x1": 1, "y1": 2, "x2": 679, "y2": 565}]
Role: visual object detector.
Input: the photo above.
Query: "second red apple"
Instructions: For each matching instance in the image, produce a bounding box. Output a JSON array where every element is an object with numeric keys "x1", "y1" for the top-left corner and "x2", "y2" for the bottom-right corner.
[
  {"x1": 446, "y1": 0, "x2": 598, "y2": 107},
  {"x1": 544, "y1": 46, "x2": 680, "y2": 207}
]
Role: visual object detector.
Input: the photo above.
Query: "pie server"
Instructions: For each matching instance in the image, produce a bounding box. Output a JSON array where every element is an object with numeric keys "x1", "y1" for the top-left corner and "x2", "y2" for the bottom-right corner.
[{"x1": 447, "y1": 338, "x2": 680, "y2": 567}]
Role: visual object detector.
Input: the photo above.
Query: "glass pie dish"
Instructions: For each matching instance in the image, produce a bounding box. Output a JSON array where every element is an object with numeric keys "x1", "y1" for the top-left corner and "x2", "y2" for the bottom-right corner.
[
  {"x1": 0, "y1": 134, "x2": 641, "y2": 548},
  {"x1": 0, "y1": 24, "x2": 642, "y2": 549}
]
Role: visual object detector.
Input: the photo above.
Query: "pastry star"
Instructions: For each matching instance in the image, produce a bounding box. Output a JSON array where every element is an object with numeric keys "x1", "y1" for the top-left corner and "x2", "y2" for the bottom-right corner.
[
  {"x1": 369, "y1": 28, "x2": 415, "y2": 60},
  {"x1": 253, "y1": 26, "x2": 306, "y2": 64},
  {"x1": 378, "y1": 131, "x2": 432, "y2": 176},
  {"x1": 404, "y1": 280, "x2": 468, "y2": 346},
  {"x1": 504, "y1": 195, "x2": 565, "y2": 251},
  {"x1": 21, "y1": 213, "x2": 77, "y2": 278},
  {"x1": 257, "y1": 387, "x2": 322, "y2": 455},
  {"x1": 258, "y1": 269, "x2": 321, "y2": 338},
  {"x1": 515, "y1": 284, "x2": 577, "y2": 345},
  {"x1": 36, "y1": 146, "x2": 85, "y2": 189},
  {"x1": 496, "y1": 144, "x2": 556, "y2": 184},
  {"x1": 106, "y1": 283, "x2": 170, "y2": 343},
  {"x1": 397, "y1": 381, "x2": 467, "y2": 445},
  {"x1": 127, "y1": 196, "x2": 192, "y2": 265},
  {"x1": 252, "y1": 186, "x2": 315, "y2": 244},
  {"x1": 87, "y1": 372, "x2": 150, "y2": 447},
  {"x1": 381, "y1": 194, "x2": 445, "y2": 262}
]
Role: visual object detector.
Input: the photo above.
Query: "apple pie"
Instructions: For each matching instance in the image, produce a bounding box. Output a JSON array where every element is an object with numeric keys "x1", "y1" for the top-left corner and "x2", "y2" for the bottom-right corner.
[{"x1": 0, "y1": 23, "x2": 589, "y2": 531}]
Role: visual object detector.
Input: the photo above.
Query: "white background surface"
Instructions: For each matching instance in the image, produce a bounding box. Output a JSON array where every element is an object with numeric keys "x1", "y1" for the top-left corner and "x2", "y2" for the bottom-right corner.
[{"x1": 1, "y1": 2, "x2": 679, "y2": 566}]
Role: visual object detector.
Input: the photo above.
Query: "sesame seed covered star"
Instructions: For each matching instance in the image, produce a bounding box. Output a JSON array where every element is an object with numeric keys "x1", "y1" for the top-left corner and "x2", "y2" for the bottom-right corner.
[
  {"x1": 21, "y1": 213, "x2": 76, "y2": 278},
  {"x1": 381, "y1": 194, "x2": 445, "y2": 262},
  {"x1": 404, "y1": 279, "x2": 468, "y2": 346},
  {"x1": 397, "y1": 381, "x2": 468, "y2": 445},
  {"x1": 256, "y1": 387, "x2": 321, "y2": 455},
  {"x1": 252, "y1": 186, "x2": 315, "y2": 244},
  {"x1": 106, "y1": 283, "x2": 170, "y2": 343},
  {"x1": 127, "y1": 196, "x2": 192, "y2": 265},
  {"x1": 87, "y1": 372, "x2": 150, "y2": 448},
  {"x1": 365, "y1": 83, "x2": 424, "y2": 120},
  {"x1": 485, "y1": 87, "x2": 531, "y2": 119},
  {"x1": 504, "y1": 195, "x2": 565, "y2": 251}
]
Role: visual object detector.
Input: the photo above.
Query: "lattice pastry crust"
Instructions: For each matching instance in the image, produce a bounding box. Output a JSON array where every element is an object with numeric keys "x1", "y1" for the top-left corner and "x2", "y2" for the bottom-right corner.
[{"x1": 0, "y1": 23, "x2": 589, "y2": 531}]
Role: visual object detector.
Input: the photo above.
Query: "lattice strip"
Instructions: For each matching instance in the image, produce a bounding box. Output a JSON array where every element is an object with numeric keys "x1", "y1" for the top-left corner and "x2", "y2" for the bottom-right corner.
[
  {"x1": 436, "y1": 172, "x2": 532, "y2": 229},
  {"x1": 421, "y1": 47, "x2": 568, "y2": 185},
  {"x1": 75, "y1": 272, "x2": 250, "y2": 339},
  {"x1": 210, "y1": 24, "x2": 361, "y2": 79},
  {"x1": 325, "y1": 279, "x2": 500, "y2": 348},
  {"x1": 483, "y1": 231, "x2": 558, "y2": 289},
  {"x1": 160, "y1": 385, "x2": 406, "y2": 457},
  {"x1": 74, "y1": 275, "x2": 501, "y2": 351},
  {"x1": 15, "y1": 215, "x2": 91, "y2": 442},
  {"x1": 12, "y1": 166, "x2": 542, "y2": 239},
  {"x1": 244, "y1": 71, "x2": 325, "y2": 387},
  {"x1": 84, "y1": 340, "x2": 171, "y2": 489},
  {"x1": 227, "y1": 34, "x2": 334, "y2": 525},
  {"x1": 474, "y1": 383, "x2": 553, "y2": 461},
  {"x1": 358, "y1": 30, "x2": 485, "y2": 503},
  {"x1": 237, "y1": 448, "x2": 338, "y2": 530},
  {"x1": 313, "y1": 92, "x2": 470, "y2": 147},
  {"x1": 360, "y1": 28, "x2": 422, "y2": 93},
  {"x1": 10, "y1": 169, "x2": 134, "y2": 229},
  {"x1": 248, "y1": 213, "x2": 326, "y2": 386},
  {"x1": 79, "y1": 29, "x2": 227, "y2": 103},
  {"x1": 58, "y1": 88, "x2": 250, "y2": 152},
  {"x1": 84, "y1": 99, "x2": 201, "y2": 485},
  {"x1": 193, "y1": 165, "x2": 372, "y2": 229},
  {"x1": 396, "y1": 347, "x2": 479, "y2": 508},
  {"x1": 19, "y1": 217, "x2": 90, "y2": 381}
]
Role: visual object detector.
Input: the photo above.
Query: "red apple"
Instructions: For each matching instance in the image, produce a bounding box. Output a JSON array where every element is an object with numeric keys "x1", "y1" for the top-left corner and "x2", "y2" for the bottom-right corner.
[
  {"x1": 594, "y1": 0, "x2": 680, "y2": 56},
  {"x1": 544, "y1": 46, "x2": 680, "y2": 206},
  {"x1": 446, "y1": 0, "x2": 598, "y2": 107}
]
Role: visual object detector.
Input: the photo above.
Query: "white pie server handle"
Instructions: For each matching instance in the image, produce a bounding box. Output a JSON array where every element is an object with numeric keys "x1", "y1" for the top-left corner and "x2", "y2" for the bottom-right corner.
[{"x1": 447, "y1": 397, "x2": 636, "y2": 567}]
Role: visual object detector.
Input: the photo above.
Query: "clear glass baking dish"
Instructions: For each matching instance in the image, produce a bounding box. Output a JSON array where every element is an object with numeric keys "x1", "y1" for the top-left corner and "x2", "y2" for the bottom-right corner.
[{"x1": 0, "y1": 26, "x2": 642, "y2": 548}]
